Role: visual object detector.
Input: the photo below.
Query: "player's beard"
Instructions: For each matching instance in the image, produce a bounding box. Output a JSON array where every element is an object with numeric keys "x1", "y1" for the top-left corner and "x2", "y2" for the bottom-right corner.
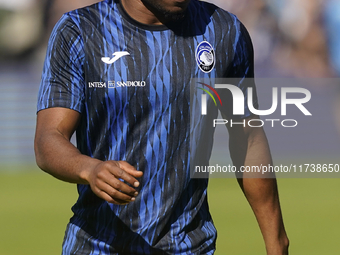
[{"x1": 141, "y1": 0, "x2": 189, "y2": 23}]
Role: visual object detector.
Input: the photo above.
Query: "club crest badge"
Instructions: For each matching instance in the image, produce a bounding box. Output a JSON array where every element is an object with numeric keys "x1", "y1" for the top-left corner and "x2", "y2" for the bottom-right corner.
[{"x1": 196, "y1": 41, "x2": 215, "y2": 73}]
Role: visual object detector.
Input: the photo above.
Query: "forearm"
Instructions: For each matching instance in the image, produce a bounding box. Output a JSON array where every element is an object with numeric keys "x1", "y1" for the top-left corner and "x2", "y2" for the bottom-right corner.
[
  {"x1": 34, "y1": 127, "x2": 100, "y2": 184},
  {"x1": 243, "y1": 131, "x2": 287, "y2": 251},
  {"x1": 241, "y1": 178, "x2": 288, "y2": 254},
  {"x1": 35, "y1": 108, "x2": 143, "y2": 205},
  {"x1": 229, "y1": 121, "x2": 289, "y2": 254}
]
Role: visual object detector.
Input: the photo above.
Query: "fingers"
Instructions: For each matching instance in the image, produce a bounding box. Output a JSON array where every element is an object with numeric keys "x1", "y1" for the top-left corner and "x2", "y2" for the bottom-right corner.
[
  {"x1": 89, "y1": 161, "x2": 143, "y2": 205},
  {"x1": 115, "y1": 161, "x2": 143, "y2": 187},
  {"x1": 100, "y1": 167, "x2": 139, "y2": 195},
  {"x1": 97, "y1": 182, "x2": 136, "y2": 205}
]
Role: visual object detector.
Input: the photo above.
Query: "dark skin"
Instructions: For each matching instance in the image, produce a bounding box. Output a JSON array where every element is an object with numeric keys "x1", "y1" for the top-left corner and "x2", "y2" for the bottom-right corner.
[
  {"x1": 35, "y1": 0, "x2": 289, "y2": 253},
  {"x1": 226, "y1": 114, "x2": 289, "y2": 255},
  {"x1": 35, "y1": 108, "x2": 143, "y2": 205},
  {"x1": 121, "y1": 0, "x2": 191, "y2": 24}
]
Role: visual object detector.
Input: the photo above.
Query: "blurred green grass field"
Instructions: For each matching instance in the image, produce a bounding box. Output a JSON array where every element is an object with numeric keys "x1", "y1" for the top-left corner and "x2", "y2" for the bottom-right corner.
[{"x1": 1, "y1": 168, "x2": 340, "y2": 255}]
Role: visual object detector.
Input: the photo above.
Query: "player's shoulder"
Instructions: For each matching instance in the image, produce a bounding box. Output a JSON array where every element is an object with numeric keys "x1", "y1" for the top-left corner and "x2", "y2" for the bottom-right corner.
[
  {"x1": 62, "y1": 0, "x2": 117, "y2": 26},
  {"x1": 189, "y1": 0, "x2": 243, "y2": 30},
  {"x1": 191, "y1": 0, "x2": 233, "y2": 16},
  {"x1": 49, "y1": 0, "x2": 119, "y2": 41}
]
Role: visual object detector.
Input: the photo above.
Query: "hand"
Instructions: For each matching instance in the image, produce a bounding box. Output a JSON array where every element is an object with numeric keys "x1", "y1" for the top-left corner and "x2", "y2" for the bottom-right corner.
[{"x1": 86, "y1": 160, "x2": 143, "y2": 205}]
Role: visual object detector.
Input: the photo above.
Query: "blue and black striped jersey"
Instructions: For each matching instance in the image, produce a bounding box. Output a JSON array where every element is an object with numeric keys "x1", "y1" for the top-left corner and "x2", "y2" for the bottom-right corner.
[{"x1": 37, "y1": 0, "x2": 256, "y2": 253}]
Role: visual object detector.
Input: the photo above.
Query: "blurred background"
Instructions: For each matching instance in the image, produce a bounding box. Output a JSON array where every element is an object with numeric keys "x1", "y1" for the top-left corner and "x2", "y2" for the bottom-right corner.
[{"x1": 0, "y1": 0, "x2": 339, "y2": 254}]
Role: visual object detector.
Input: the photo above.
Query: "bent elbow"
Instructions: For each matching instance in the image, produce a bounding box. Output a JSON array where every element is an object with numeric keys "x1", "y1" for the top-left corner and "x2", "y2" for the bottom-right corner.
[{"x1": 34, "y1": 134, "x2": 48, "y2": 171}]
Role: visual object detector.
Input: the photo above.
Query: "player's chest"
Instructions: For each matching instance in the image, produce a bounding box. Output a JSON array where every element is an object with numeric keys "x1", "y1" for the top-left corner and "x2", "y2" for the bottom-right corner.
[{"x1": 81, "y1": 31, "x2": 222, "y2": 106}]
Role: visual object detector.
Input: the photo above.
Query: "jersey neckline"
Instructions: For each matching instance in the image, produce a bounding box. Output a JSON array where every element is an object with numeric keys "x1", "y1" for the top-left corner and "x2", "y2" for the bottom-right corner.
[{"x1": 116, "y1": 0, "x2": 170, "y2": 31}]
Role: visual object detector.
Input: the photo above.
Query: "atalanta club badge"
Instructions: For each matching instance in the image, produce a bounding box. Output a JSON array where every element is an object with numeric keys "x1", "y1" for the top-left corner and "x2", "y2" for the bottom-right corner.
[{"x1": 196, "y1": 41, "x2": 215, "y2": 73}]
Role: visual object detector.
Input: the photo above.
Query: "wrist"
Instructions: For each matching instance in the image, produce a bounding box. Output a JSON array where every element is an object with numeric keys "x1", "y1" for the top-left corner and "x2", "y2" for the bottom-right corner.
[
  {"x1": 78, "y1": 156, "x2": 102, "y2": 184},
  {"x1": 266, "y1": 235, "x2": 289, "y2": 255}
]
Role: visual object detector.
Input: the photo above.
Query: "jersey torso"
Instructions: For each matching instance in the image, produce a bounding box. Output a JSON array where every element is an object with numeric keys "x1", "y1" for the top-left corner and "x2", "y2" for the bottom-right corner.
[{"x1": 38, "y1": 0, "x2": 254, "y2": 253}]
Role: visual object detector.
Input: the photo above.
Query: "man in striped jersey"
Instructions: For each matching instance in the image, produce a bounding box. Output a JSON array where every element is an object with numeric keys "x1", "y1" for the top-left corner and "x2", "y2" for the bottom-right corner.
[{"x1": 35, "y1": 0, "x2": 289, "y2": 254}]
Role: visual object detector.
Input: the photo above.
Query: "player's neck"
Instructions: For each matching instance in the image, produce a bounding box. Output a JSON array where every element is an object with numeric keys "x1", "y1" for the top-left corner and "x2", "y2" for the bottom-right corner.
[{"x1": 121, "y1": 0, "x2": 163, "y2": 25}]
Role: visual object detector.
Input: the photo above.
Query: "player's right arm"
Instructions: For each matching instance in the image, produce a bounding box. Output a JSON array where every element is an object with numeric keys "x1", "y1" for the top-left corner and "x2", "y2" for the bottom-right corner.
[
  {"x1": 35, "y1": 15, "x2": 142, "y2": 205},
  {"x1": 34, "y1": 107, "x2": 142, "y2": 205}
]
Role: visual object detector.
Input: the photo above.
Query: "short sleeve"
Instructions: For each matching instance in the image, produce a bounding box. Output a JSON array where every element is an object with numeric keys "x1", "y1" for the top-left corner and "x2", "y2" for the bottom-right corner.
[
  {"x1": 219, "y1": 18, "x2": 258, "y2": 119},
  {"x1": 37, "y1": 14, "x2": 85, "y2": 113}
]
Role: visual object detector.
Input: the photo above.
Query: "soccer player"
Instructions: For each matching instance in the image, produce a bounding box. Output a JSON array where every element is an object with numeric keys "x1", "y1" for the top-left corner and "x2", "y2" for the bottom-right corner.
[{"x1": 34, "y1": 0, "x2": 289, "y2": 254}]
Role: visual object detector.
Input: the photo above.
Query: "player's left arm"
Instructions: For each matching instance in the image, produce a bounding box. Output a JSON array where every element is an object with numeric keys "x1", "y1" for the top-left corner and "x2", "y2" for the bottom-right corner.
[{"x1": 226, "y1": 114, "x2": 289, "y2": 255}]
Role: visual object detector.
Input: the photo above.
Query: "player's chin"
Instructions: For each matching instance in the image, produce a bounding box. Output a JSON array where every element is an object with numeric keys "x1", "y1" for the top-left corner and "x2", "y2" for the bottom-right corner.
[
  {"x1": 162, "y1": 8, "x2": 187, "y2": 22},
  {"x1": 164, "y1": 0, "x2": 190, "y2": 16}
]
